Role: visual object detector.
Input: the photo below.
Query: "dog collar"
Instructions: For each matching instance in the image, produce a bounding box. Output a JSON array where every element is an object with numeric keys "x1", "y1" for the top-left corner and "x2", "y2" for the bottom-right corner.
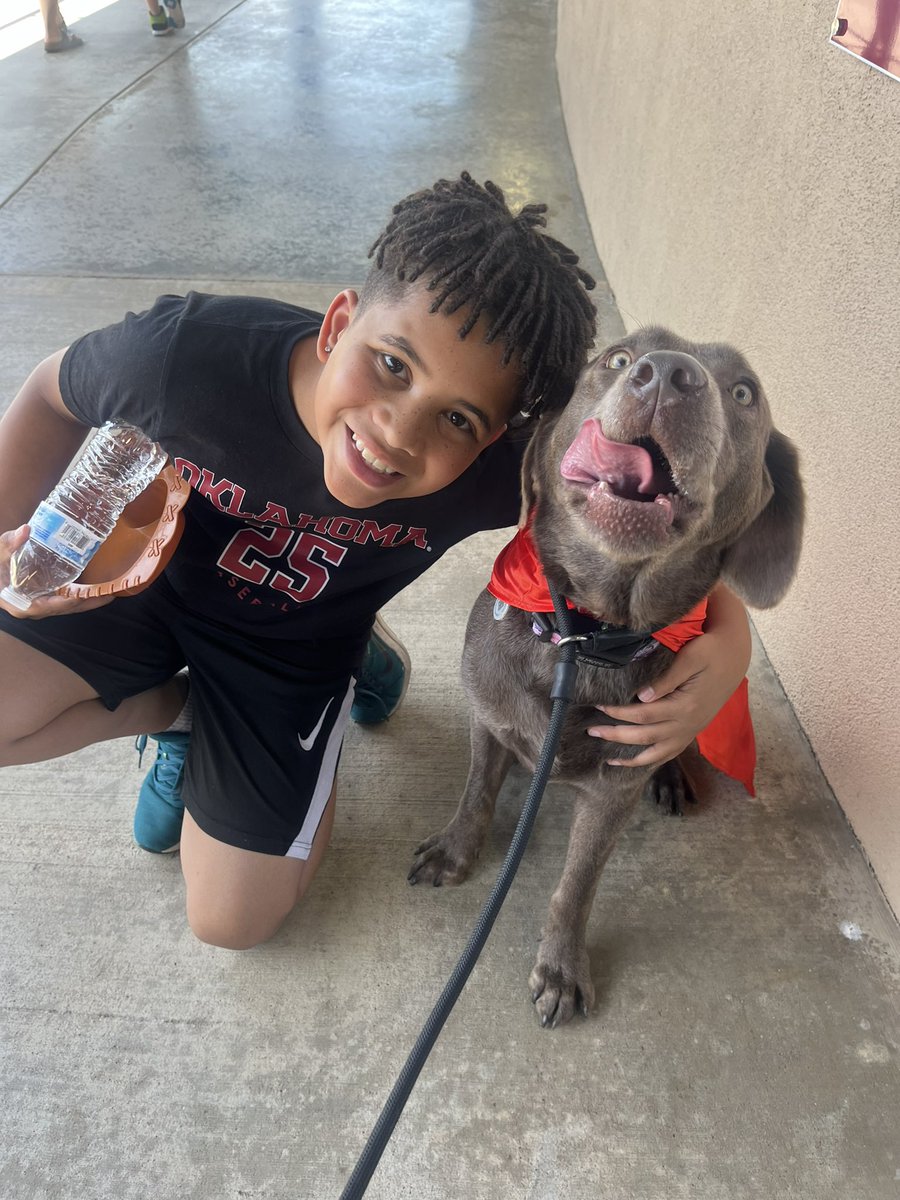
[
  {"x1": 522, "y1": 607, "x2": 663, "y2": 670},
  {"x1": 488, "y1": 517, "x2": 709, "y2": 664}
]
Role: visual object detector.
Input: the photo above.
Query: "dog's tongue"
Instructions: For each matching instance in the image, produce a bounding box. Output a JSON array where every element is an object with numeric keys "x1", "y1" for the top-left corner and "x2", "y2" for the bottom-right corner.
[{"x1": 560, "y1": 419, "x2": 657, "y2": 496}]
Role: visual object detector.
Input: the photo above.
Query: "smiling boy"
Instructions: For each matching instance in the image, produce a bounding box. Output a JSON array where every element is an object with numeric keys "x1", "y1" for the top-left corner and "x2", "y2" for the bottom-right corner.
[
  {"x1": 294, "y1": 285, "x2": 519, "y2": 508},
  {"x1": 0, "y1": 174, "x2": 748, "y2": 950}
]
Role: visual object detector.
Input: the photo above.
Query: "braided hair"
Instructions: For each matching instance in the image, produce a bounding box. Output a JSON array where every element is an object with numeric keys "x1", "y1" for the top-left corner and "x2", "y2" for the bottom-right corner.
[{"x1": 362, "y1": 172, "x2": 597, "y2": 419}]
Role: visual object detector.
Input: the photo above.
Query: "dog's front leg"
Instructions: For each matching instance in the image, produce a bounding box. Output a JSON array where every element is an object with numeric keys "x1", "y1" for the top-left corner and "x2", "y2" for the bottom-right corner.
[
  {"x1": 408, "y1": 717, "x2": 515, "y2": 888},
  {"x1": 530, "y1": 774, "x2": 646, "y2": 1027}
]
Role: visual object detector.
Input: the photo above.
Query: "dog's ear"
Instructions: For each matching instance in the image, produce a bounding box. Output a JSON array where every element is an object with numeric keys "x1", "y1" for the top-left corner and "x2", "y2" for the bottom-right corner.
[
  {"x1": 721, "y1": 430, "x2": 805, "y2": 608},
  {"x1": 518, "y1": 427, "x2": 541, "y2": 527}
]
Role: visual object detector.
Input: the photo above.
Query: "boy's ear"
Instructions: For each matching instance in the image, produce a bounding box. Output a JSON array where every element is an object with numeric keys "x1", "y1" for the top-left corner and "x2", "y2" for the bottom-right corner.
[{"x1": 317, "y1": 289, "x2": 359, "y2": 362}]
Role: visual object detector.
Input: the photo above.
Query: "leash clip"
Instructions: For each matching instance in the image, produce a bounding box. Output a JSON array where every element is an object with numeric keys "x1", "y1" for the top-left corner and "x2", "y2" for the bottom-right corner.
[{"x1": 554, "y1": 633, "x2": 590, "y2": 648}]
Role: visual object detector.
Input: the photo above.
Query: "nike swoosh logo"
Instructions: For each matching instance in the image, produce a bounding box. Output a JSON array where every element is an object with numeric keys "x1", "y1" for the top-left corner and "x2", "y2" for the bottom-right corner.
[{"x1": 298, "y1": 698, "x2": 333, "y2": 752}]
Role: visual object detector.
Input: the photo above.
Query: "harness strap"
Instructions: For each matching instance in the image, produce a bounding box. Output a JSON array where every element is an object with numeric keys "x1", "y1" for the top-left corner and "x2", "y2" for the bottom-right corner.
[{"x1": 528, "y1": 607, "x2": 663, "y2": 670}]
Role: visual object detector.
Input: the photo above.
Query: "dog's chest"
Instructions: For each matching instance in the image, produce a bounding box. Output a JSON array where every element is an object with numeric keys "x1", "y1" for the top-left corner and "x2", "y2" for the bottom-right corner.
[{"x1": 466, "y1": 606, "x2": 673, "y2": 780}]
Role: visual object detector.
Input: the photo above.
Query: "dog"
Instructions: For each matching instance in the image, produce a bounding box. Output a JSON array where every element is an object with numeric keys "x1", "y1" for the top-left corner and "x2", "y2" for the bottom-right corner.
[{"x1": 408, "y1": 328, "x2": 805, "y2": 1027}]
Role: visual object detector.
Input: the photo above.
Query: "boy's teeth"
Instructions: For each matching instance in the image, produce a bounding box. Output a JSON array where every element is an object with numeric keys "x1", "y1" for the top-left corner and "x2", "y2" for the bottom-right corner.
[{"x1": 352, "y1": 434, "x2": 398, "y2": 475}]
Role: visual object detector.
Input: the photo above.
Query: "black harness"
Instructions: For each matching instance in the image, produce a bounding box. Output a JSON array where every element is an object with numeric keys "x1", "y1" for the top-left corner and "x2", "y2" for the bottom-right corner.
[{"x1": 493, "y1": 597, "x2": 663, "y2": 670}]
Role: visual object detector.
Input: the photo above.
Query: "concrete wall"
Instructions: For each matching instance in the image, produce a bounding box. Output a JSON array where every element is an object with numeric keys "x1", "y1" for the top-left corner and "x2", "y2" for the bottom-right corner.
[{"x1": 556, "y1": 0, "x2": 900, "y2": 914}]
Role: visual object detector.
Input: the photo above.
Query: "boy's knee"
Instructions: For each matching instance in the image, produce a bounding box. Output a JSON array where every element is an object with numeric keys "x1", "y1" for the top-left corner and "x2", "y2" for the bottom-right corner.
[
  {"x1": 185, "y1": 898, "x2": 294, "y2": 951},
  {"x1": 179, "y1": 813, "x2": 309, "y2": 949}
]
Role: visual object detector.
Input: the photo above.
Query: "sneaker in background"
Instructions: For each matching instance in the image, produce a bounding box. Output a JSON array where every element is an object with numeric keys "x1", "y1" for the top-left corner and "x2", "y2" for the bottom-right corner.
[
  {"x1": 149, "y1": 6, "x2": 172, "y2": 35},
  {"x1": 133, "y1": 731, "x2": 190, "y2": 852},
  {"x1": 163, "y1": 0, "x2": 185, "y2": 29},
  {"x1": 350, "y1": 614, "x2": 411, "y2": 725}
]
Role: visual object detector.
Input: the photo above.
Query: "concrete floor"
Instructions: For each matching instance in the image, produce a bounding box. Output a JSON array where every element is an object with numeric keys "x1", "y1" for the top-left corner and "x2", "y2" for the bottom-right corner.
[{"x1": 0, "y1": 2, "x2": 898, "y2": 1198}]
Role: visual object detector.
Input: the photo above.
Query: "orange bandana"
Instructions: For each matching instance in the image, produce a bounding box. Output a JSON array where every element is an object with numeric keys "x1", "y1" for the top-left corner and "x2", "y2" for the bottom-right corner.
[{"x1": 487, "y1": 522, "x2": 755, "y2": 795}]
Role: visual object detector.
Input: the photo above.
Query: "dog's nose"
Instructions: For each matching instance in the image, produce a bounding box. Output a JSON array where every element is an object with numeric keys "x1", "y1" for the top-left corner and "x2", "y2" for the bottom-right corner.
[{"x1": 627, "y1": 352, "x2": 707, "y2": 403}]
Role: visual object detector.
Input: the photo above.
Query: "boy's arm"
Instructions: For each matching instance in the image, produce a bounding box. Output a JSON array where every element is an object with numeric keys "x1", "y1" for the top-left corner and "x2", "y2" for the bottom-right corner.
[
  {"x1": 0, "y1": 350, "x2": 111, "y2": 618},
  {"x1": 0, "y1": 350, "x2": 90, "y2": 533},
  {"x1": 586, "y1": 583, "x2": 752, "y2": 766}
]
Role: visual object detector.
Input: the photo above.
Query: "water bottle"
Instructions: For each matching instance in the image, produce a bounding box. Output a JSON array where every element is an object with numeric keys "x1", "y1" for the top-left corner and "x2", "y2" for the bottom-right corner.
[{"x1": 1, "y1": 421, "x2": 168, "y2": 611}]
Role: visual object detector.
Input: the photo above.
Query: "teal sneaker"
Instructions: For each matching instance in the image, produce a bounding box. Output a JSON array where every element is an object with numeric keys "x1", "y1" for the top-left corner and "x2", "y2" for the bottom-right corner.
[
  {"x1": 350, "y1": 615, "x2": 411, "y2": 725},
  {"x1": 133, "y1": 731, "x2": 189, "y2": 853}
]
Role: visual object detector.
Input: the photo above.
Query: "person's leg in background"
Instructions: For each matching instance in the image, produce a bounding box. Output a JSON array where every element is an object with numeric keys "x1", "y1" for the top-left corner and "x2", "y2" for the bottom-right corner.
[
  {"x1": 40, "y1": 0, "x2": 83, "y2": 52},
  {"x1": 145, "y1": 0, "x2": 186, "y2": 37}
]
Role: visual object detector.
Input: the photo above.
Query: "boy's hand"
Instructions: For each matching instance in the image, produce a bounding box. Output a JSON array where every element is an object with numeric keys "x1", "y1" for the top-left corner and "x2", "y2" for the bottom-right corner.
[
  {"x1": 587, "y1": 585, "x2": 751, "y2": 768},
  {"x1": 0, "y1": 525, "x2": 113, "y2": 619}
]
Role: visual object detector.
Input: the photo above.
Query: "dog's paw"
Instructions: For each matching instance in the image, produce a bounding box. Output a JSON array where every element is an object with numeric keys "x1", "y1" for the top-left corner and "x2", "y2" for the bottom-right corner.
[
  {"x1": 407, "y1": 822, "x2": 480, "y2": 888},
  {"x1": 528, "y1": 940, "x2": 595, "y2": 1028},
  {"x1": 645, "y1": 758, "x2": 697, "y2": 816}
]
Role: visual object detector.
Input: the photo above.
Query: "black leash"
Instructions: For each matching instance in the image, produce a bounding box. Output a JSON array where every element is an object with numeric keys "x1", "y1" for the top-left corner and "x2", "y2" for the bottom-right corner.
[{"x1": 338, "y1": 581, "x2": 578, "y2": 1199}]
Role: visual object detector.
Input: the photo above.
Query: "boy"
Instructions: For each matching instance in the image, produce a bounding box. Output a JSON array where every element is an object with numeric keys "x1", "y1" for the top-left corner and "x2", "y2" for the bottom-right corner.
[{"x1": 0, "y1": 174, "x2": 750, "y2": 950}]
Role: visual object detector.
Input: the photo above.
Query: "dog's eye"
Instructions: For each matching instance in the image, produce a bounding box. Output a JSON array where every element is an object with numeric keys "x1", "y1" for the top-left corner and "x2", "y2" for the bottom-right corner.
[
  {"x1": 731, "y1": 381, "x2": 756, "y2": 406},
  {"x1": 606, "y1": 349, "x2": 633, "y2": 370}
]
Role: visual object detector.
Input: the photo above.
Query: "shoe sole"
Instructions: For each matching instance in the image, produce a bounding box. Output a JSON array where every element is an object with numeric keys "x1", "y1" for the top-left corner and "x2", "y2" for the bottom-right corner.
[
  {"x1": 135, "y1": 839, "x2": 180, "y2": 854},
  {"x1": 44, "y1": 33, "x2": 84, "y2": 51}
]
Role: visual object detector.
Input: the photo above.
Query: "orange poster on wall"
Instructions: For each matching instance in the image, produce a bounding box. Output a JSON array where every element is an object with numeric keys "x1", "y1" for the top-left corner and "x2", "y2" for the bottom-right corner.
[{"x1": 831, "y1": 0, "x2": 900, "y2": 80}]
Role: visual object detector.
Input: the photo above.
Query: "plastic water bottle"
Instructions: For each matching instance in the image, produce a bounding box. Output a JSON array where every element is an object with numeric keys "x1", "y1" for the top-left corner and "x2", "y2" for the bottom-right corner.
[{"x1": 1, "y1": 421, "x2": 168, "y2": 611}]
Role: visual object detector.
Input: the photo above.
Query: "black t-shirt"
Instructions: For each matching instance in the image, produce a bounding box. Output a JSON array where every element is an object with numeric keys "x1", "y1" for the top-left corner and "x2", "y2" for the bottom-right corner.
[{"x1": 59, "y1": 293, "x2": 523, "y2": 641}]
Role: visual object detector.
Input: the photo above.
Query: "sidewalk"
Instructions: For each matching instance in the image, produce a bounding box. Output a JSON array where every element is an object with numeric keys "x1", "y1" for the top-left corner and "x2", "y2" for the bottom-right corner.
[{"x1": 1, "y1": 3, "x2": 897, "y2": 1199}]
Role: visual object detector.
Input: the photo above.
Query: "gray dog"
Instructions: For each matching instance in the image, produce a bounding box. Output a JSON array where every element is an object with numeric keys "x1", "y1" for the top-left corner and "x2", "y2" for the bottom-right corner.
[{"x1": 408, "y1": 328, "x2": 805, "y2": 1027}]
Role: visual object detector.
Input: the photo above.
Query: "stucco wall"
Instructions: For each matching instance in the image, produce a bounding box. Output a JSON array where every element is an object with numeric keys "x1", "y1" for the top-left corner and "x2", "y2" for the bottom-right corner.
[{"x1": 556, "y1": 0, "x2": 900, "y2": 914}]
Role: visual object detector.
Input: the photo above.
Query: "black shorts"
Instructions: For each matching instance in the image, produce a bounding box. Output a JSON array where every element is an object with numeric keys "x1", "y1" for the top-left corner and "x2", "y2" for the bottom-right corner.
[{"x1": 0, "y1": 580, "x2": 369, "y2": 858}]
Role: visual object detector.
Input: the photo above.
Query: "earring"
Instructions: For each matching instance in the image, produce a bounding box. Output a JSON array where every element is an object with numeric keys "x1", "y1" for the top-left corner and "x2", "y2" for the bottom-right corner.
[{"x1": 324, "y1": 344, "x2": 332, "y2": 353}]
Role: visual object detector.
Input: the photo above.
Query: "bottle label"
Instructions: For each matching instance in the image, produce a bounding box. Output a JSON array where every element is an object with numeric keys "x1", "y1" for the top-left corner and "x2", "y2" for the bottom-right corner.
[{"x1": 29, "y1": 502, "x2": 102, "y2": 570}]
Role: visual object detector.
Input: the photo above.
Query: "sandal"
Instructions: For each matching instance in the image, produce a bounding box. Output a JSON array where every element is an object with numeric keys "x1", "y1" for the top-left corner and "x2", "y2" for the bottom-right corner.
[{"x1": 44, "y1": 21, "x2": 84, "y2": 53}]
